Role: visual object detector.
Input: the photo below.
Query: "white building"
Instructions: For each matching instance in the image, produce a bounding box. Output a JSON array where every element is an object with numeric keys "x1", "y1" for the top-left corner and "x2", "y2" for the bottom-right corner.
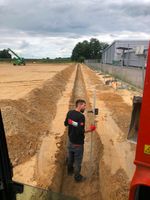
[{"x1": 102, "y1": 40, "x2": 149, "y2": 67}]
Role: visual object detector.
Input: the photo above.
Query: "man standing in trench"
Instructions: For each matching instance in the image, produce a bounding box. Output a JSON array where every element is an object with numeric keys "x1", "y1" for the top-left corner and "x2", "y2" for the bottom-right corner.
[{"x1": 64, "y1": 99, "x2": 96, "y2": 182}]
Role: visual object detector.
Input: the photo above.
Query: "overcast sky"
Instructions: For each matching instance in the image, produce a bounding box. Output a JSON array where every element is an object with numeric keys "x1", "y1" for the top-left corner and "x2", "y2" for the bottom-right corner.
[{"x1": 0, "y1": 0, "x2": 150, "y2": 58}]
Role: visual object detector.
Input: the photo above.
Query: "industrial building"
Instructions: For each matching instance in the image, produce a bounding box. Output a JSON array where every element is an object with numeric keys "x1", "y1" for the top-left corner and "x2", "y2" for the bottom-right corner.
[{"x1": 102, "y1": 40, "x2": 149, "y2": 67}]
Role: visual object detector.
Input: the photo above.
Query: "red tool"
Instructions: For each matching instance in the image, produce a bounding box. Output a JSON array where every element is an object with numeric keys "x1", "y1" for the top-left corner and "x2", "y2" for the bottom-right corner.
[{"x1": 129, "y1": 42, "x2": 150, "y2": 199}]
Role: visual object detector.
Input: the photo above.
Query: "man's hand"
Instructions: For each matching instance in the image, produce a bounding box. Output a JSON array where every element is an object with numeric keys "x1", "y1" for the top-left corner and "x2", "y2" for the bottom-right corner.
[
  {"x1": 90, "y1": 125, "x2": 96, "y2": 131},
  {"x1": 85, "y1": 125, "x2": 96, "y2": 133}
]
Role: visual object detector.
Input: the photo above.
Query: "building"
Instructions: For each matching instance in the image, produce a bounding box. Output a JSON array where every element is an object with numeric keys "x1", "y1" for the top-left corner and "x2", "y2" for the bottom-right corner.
[{"x1": 102, "y1": 40, "x2": 149, "y2": 67}]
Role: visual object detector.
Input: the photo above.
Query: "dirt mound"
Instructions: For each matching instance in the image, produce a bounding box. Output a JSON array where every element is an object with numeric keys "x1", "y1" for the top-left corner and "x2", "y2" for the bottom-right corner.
[
  {"x1": 82, "y1": 64, "x2": 136, "y2": 200},
  {"x1": 0, "y1": 65, "x2": 75, "y2": 166},
  {"x1": 98, "y1": 92, "x2": 132, "y2": 140},
  {"x1": 83, "y1": 65, "x2": 132, "y2": 140},
  {"x1": 100, "y1": 162, "x2": 129, "y2": 200}
]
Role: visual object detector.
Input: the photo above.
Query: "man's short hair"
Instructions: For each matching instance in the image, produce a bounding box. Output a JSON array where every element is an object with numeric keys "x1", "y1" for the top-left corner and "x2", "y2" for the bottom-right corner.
[{"x1": 75, "y1": 99, "x2": 86, "y2": 107}]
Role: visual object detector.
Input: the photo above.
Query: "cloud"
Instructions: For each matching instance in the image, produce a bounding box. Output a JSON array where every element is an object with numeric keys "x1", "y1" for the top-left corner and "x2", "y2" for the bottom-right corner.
[
  {"x1": 19, "y1": 40, "x2": 30, "y2": 49},
  {"x1": 0, "y1": 0, "x2": 150, "y2": 58}
]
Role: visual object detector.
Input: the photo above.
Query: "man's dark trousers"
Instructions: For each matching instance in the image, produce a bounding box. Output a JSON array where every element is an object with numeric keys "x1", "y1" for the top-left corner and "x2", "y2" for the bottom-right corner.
[{"x1": 67, "y1": 141, "x2": 84, "y2": 177}]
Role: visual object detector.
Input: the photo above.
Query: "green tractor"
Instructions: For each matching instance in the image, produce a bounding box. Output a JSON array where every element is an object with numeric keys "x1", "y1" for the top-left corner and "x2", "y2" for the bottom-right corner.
[{"x1": 7, "y1": 48, "x2": 26, "y2": 66}]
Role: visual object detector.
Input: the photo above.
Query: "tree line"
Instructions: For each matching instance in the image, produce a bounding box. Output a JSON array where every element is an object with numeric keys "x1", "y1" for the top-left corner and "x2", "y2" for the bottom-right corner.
[
  {"x1": 0, "y1": 38, "x2": 109, "y2": 61},
  {"x1": 71, "y1": 38, "x2": 109, "y2": 62},
  {"x1": 0, "y1": 49, "x2": 11, "y2": 59}
]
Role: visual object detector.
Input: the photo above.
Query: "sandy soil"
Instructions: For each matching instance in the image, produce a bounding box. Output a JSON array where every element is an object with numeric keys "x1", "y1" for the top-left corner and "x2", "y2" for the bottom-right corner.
[
  {"x1": 82, "y1": 64, "x2": 140, "y2": 200},
  {"x1": 36, "y1": 65, "x2": 77, "y2": 190},
  {"x1": 0, "y1": 63, "x2": 68, "y2": 100},
  {"x1": 0, "y1": 62, "x2": 141, "y2": 200},
  {"x1": 0, "y1": 62, "x2": 75, "y2": 179},
  {"x1": 13, "y1": 64, "x2": 77, "y2": 191},
  {"x1": 60, "y1": 65, "x2": 102, "y2": 200}
]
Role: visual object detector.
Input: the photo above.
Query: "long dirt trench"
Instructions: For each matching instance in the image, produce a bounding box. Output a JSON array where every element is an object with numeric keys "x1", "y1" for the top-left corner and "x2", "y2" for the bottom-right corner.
[
  {"x1": 8, "y1": 63, "x2": 102, "y2": 200},
  {"x1": 1, "y1": 63, "x2": 135, "y2": 200},
  {"x1": 60, "y1": 65, "x2": 102, "y2": 200},
  {"x1": 42, "y1": 63, "x2": 136, "y2": 200},
  {"x1": 36, "y1": 64, "x2": 102, "y2": 200}
]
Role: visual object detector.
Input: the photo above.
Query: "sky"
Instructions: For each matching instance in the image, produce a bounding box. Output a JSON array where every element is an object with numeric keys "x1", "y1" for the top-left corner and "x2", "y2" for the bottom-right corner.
[{"x1": 0, "y1": 0, "x2": 150, "y2": 58}]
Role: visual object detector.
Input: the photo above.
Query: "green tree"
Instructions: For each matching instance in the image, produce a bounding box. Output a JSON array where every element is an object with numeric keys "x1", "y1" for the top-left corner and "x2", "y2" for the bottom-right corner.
[
  {"x1": 71, "y1": 38, "x2": 109, "y2": 62},
  {"x1": 0, "y1": 49, "x2": 11, "y2": 59}
]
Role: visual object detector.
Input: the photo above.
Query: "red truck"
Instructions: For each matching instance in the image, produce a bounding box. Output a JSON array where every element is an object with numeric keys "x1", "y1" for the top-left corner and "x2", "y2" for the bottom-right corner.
[{"x1": 129, "y1": 42, "x2": 150, "y2": 199}]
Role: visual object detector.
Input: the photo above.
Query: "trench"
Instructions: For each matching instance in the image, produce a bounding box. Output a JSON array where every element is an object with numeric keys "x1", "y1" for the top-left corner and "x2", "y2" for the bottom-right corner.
[
  {"x1": 2, "y1": 62, "x2": 133, "y2": 200},
  {"x1": 2, "y1": 64, "x2": 122, "y2": 200},
  {"x1": 30, "y1": 64, "x2": 103, "y2": 199},
  {"x1": 0, "y1": 62, "x2": 133, "y2": 200},
  {"x1": 14, "y1": 64, "x2": 103, "y2": 200},
  {"x1": 59, "y1": 64, "x2": 102, "y2": 200}
]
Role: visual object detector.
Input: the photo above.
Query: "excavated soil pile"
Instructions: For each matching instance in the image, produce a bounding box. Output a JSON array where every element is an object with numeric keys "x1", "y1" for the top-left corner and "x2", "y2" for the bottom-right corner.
[
  {"x1": 0, "y1": 65, "x2": 75, "y2": 167},
  {"x1": 82, "y1": 64, "x2": 136, "y2": 200},
  {"x1": 99, "y1": 92, "x2": 132, "y2": 141},
  {"x1": 83, "y1": 66, "x2": 132, "y2": 137}
]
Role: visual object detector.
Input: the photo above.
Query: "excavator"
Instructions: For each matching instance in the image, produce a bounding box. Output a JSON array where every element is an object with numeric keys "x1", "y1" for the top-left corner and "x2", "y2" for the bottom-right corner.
[
  {"x1": 7, "y1": 48, "x2": 26, "y2": 66},
  {"x1": 128, "y1": 42, "x2": 150, "y2": 199}
]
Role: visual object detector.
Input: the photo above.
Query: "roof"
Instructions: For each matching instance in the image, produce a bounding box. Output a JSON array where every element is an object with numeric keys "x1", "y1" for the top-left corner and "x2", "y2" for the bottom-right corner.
[{"x1": 102, "y1": 40, "x2": 149, "y2": 54}]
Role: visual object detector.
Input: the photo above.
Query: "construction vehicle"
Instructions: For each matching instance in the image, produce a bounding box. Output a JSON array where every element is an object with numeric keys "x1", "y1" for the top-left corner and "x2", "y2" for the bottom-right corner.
[
  {"x1": 7, "y1": 48, "x2": 26, "y2": 66},
  {"x1": 129, "y1": 42, "x2": 150, "y2": 199}
]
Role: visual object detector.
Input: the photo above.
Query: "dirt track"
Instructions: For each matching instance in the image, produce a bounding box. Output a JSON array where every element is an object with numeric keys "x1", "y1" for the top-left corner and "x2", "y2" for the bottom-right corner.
[{"x1": 0, "y1": 62, "x2": 141, "y2": 199}]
